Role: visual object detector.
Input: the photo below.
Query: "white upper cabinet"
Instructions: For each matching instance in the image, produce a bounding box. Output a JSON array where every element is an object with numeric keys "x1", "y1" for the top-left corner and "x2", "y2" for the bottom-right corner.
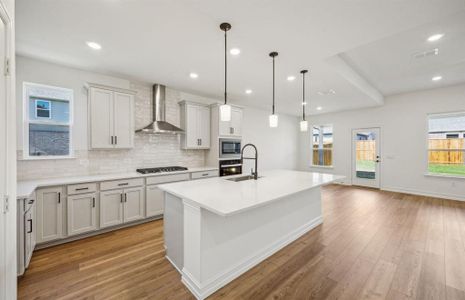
[
  {"x1": 179, "y1": 101, "x2": 211, "y2": 149},
  {"x1": 216, "y1": 105, "x2": 243, "y2": 137},
  {"x1": 88, "y1": 84, "x2": 135, "y2": 149}
]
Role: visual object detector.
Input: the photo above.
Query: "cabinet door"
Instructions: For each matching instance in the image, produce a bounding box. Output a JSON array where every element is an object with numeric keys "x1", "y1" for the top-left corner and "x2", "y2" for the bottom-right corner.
[
  {"x1": 36, "y1": 187, "x2": 63, "y2": 243},
  {"x1": 24, "y1": 209, "x2": 33, "y2": 268},
  {"x1": 198, "y1": 106, "x2": 210, "y2": 148},
  {"x1": 219, "y1": 117, "x2": 230, "y2": 136},
  {"x1": 123, "y1": 187, "x2": 145, "y2": 223},
  {"x1": 90, "y1": 88, "x2": 114, "y2": 149},
  {"x1": 185, "y1": 104, "x2": 199, "y2": 148},
  {"x1": 113, "y1": 92, "x2": 134, "y2": 149},
  {"x1": 146, "y1": 185, "x2": 164, "y2": 217},
  {"x1": 231, "y1": 108, "x2": 243, "y2": 136},
  {"x1": 67, "y1": 193, "x2": 98, "y2": 236},
  {"x1": 100, "y1": 190, "x2": 124, "y2": 228}
]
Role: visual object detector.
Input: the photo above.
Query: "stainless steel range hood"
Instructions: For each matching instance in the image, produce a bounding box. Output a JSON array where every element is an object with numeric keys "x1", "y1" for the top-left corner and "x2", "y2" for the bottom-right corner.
[{"x1": 136, "y1": 84, "x2": 184, "y2": 134}]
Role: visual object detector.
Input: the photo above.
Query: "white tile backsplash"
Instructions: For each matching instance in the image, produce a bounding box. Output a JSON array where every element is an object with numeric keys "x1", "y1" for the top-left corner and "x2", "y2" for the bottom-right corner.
[{"x1": 17, "y1": 82, "x2": 206, "y2": 180}]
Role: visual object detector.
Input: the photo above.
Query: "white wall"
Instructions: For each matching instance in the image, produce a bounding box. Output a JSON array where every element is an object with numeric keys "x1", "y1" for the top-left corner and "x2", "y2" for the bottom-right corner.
[
  {"x1": 299, "y1": 83, "x2": 465, "y2": 201},
  {"x1": 16, "y1": 56, "x2": 300, "y2": 180}
]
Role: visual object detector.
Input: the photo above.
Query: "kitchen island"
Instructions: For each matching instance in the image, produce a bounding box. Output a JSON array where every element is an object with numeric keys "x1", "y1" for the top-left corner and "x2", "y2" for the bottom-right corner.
[{"x1": 158, "y1": 170, "x2": 344, "y2": 299}]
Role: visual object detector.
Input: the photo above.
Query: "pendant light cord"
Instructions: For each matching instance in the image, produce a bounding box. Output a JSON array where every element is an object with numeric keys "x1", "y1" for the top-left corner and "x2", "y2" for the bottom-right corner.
[
  {"x1": 224, "y1": 29, "x2": 227, "y2": 105},
  {"x1": 301, "y1": 69, "x2": 308, "y2": 121},
  {"x1": 302, "y1": 71, "x2": 305, "y2": 121},
  {"x1": 272, "y1": 55, "x2": 275, "y2": 115}
]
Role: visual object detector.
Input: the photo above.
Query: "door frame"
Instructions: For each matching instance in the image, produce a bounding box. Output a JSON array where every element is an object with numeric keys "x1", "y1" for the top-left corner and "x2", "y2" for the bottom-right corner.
[
  {"x1": 0, "y1": 1, "x2": 15, "y2": 299},
  {"x1": 351, "y1": 127, "x2": 381, "y2": 188}
]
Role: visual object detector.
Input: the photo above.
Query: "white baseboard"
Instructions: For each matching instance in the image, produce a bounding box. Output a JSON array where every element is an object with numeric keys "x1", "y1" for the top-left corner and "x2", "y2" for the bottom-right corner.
[
  {"x1": 381, "y1": 186, "x2": 465, "y2": 202},
  {"x1": 165, "y1": 255, "x2": 182, "y2": 274},
  {"x1": 181, "y1": 215, "x2": 323, "y2": 300}
]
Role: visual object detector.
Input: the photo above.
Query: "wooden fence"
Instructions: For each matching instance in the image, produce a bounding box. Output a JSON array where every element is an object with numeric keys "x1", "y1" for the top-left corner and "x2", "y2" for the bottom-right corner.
[
  {"x1": 356, "y1": 140, "x2": 376, "y2": 161},
  {"x1": 312, "y1": 143, "x2": 332, "y2": 166},
  {"x1": 428, "y1": 138, "x2": 464, "y2": 164}
]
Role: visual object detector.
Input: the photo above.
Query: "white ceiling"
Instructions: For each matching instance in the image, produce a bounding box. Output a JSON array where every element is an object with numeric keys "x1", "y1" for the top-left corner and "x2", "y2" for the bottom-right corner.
[
  {"x1": 343, "y1": 11, "x2": 465, "y2": 96},
  {"x1": 16, "y1": 0, "x2": 465, "y2": 116}
]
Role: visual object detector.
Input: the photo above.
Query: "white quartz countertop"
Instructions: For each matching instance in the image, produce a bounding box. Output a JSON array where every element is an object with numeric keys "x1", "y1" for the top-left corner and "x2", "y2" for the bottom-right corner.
[
  {"x1": 158, "y1": 169, "x2": 344, "y2": 216},
  {"x1": 17, "y1": 166, "x2": 218, "y2": 199}
]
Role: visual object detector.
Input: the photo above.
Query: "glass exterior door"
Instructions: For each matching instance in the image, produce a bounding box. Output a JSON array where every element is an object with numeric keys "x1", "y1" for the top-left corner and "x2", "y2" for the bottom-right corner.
[{"x1": 352, "y1": 128, "x2": 380, "y2": 188}]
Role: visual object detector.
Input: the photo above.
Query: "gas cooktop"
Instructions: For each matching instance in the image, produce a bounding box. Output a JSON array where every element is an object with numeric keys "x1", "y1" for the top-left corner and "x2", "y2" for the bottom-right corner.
[{"x1": 136, "y1": 166, "x2": 188, "y2": 174}]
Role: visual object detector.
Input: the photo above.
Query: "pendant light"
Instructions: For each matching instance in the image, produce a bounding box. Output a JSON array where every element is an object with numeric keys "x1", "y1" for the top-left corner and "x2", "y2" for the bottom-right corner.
[
  {"x1": 219, "y1": 23, "x2": 232, "y2": 122},
  {"x1": 300, "y1": 69, "x2": 309, "y2": 132},
  {"x1": 269, "y1": 52, "x2": 279, "y2": 128}
]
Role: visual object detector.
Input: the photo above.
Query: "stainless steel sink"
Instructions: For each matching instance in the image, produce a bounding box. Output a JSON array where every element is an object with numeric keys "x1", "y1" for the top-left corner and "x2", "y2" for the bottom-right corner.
[{"x1": 226, "y1": 175, "x2": 261, "y2": 182}]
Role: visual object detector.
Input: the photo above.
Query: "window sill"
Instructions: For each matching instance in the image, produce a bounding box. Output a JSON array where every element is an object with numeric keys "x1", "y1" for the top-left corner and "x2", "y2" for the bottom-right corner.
[
  {"x1": 309, "y1": 165, "x2": 334, "y2": 170},
  {"x1": 424, "y1": 173, "x2": 465, "y2": 180},
  {"x1": 19, "y1": 156, "x2": 76, "y2": 161}
]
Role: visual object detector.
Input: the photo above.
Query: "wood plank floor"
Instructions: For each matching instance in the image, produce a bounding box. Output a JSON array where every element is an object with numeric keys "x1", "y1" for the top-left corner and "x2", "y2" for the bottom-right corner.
[{"x1": 18, "y1": 185, "x2": 465, "y2": 299}]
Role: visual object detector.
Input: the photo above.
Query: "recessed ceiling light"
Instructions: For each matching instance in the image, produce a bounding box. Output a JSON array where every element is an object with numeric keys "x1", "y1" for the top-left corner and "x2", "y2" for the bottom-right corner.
[
  {"x1": 245, "y1": 89, "x2": 252, "y2": 94},
  {"x1": 316, "y1": 106, "x2": 323, "y2": 111},
  {"x1": 287, "y1": 76, "x2": 296, "y2": 81},
  {"x1": 427, "y1": 34, "x2": 444, "y2": 42},
  {"x1": 189, "y1": 73, "x2": 199, "y2": 79},
  {"x1": 86, "y1": 41, "x2": 102, "y2": 50},
  {"x1": 230, "y1": 48, "x2": 241, "y2": 55},
  {"x1": 432, "y1": 75, "x2": 442, "y2": 81}
]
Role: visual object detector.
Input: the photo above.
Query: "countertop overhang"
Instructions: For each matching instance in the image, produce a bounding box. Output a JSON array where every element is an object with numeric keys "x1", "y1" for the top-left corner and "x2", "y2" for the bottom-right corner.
[{"x1": 158, "y1": 170, "x2": 345, "y2": 216}]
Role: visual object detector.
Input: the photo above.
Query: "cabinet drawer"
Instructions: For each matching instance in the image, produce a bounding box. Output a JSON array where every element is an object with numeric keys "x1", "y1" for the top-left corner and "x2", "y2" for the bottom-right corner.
[
  {"x1": 146, "y1": 173, "x2": 190, "y2": 185},
  {"x1": 100, "y1": 178, "x2": 144, "y2": 191},
  {"x1": 191, "y1": 170, "x2": 218, "y2": 180},
  {"x1": 67, "y1": 183, "x2": 97, "y2": 195}
]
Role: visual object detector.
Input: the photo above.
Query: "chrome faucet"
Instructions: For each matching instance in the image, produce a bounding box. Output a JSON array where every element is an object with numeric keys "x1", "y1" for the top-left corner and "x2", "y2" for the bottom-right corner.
[{"x1": 241, "y1": 143, "x2": 258, "y2": 180}]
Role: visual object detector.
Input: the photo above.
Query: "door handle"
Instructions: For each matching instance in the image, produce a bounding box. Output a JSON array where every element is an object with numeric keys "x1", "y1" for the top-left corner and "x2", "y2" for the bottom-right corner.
[{"x1": 27, "y1": 219, "x2": 32, "y2": 233}]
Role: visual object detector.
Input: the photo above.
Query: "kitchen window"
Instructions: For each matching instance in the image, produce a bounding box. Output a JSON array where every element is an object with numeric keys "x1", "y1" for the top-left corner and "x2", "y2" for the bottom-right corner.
[
  {"x1": 23, "y1": 82, "x2": 73, "y2": 159},
  {"x1": 428, "y1": 112, "x2": 465, "y2": 177},
  {"x1": 312, "y1": 124, "x2": 333, "y2": 167}
]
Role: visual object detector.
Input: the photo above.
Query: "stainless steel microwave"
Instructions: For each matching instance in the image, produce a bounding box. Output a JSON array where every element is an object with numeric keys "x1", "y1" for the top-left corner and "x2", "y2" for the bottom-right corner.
[{"x1": 219, "y1": 139, "x2": 241, "y2": 158}]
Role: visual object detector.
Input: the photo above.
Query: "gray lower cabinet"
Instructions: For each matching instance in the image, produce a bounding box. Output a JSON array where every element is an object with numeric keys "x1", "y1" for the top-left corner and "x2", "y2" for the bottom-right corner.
[
  {"x1": 100, "y1": 189, "x2": 124, "y2": 228},
  {"x1": 67, "y1": 192, "x2": 98, "y2": 236},
  {"x1": 124, "y1": 187, "x2": 145, "y2": 222},
  {"x1": 100, "y1": 186, "x2": 145, "y2": 228},
  {"x1": 36, "y1": 186, "x2": 64, "y2": 243},
  {"x1": 146, "y1": 185, "x2": 164, "y2": 217}
]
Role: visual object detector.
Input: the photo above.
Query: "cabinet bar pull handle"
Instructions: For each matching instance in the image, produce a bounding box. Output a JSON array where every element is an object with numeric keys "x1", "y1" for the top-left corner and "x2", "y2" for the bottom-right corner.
[
  {"x1": 202, "y1": 173, "x2": 209, "y2": 176},
  {"x1": 120, "y1": 193, "x2": 123, "y2": 203},
  {"x1": 200, "y1": 138, "x2": 202, "y2": 146},
  {"x1": 92, "y1": 197, "x2": 95, "y2": 208},
  {"x1": 125, "y1": 193, "x2": 127, "y2": 202},
  {"x1": 58, "y1": 192, "x2": 61, "y2": 204},
  {"x1": 111, "y1": 136, "x2": 114, "y2": 145},
  {"x1": 76, "y1": 187, "x2": 89, "y2": 191},
  {"x1": 115, "y1": 136, "x2": 117, "y2": 145},
  {"x1": 118, "y1": 183, "x2": 129, "y2": 186},
  {"x1": 27, "y1": 219, "x2": 32, "y2": 234}
]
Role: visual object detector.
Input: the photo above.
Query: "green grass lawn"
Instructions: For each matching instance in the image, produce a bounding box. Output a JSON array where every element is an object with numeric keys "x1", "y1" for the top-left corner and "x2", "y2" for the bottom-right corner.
[
  {"x1": 356, "y1": 160, "x2": 376, "y2": 172},
  {"x1": 428, "y1": 164, "x2": 465, "y2": 176}
]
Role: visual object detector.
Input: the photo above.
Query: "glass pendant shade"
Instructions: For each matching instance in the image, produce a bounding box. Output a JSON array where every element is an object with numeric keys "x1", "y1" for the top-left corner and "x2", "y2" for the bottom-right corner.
[
  {"x1": 220, "y1": 104, "x2": 232, "y2": 121},
  {"x1": 300, "y1": 120, "x2": 308, "y2": 132},
  {"x1": 269, "y1": 114, "x2": 278, "y2": 128}
]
